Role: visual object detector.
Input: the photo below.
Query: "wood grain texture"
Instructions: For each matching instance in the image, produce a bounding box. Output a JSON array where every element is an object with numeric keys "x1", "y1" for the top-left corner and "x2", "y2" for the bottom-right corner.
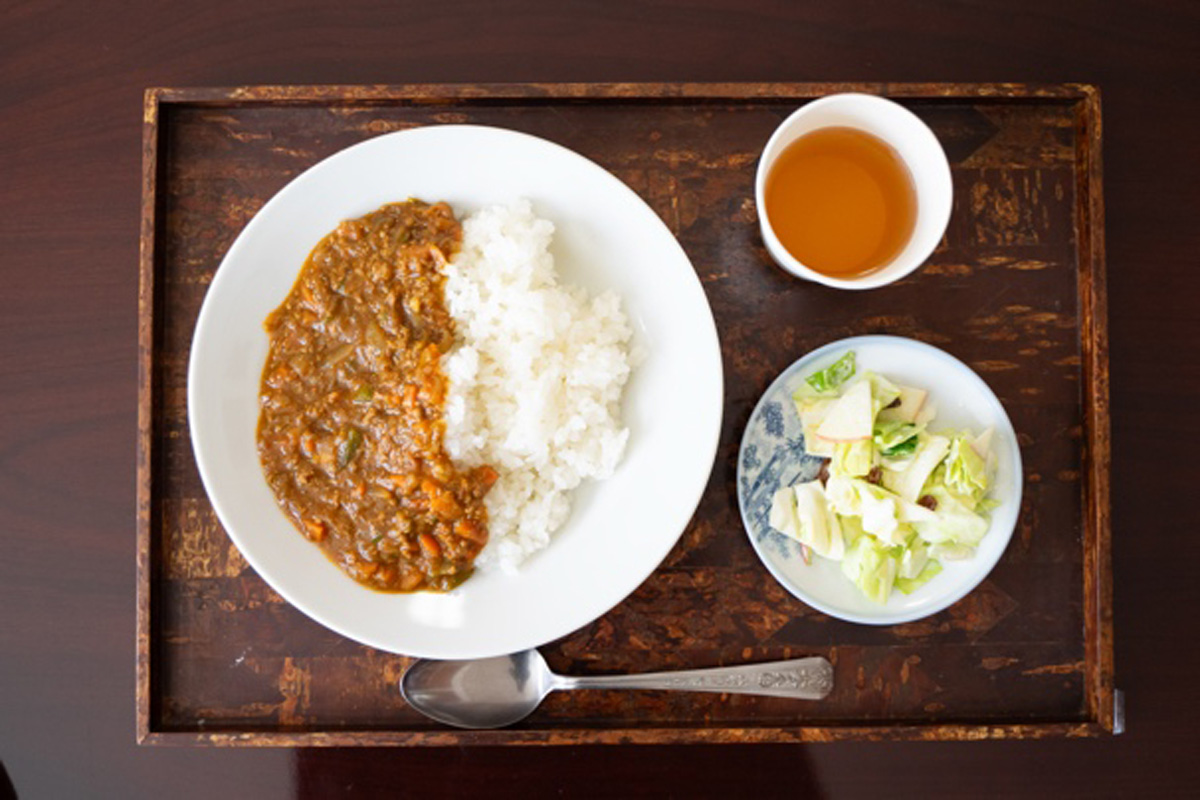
[
  {"x1": 1074, "y1": 85, "x2": 1115, "y2": 735},
  {"x1": 136, "y1": 84, "x2": 1110, "y2": 744},
  {"x1": 136, "y1": 87, "x2": 160, "y2": 747}
]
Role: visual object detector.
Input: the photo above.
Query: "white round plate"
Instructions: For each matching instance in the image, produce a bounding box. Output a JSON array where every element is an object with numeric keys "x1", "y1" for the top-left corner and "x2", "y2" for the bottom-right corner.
[
  {"x1": 736, "y1": 335, "x2": 1021, "y2": 625},
  {"x1": 188, "y1": 125, "x2": 723, "y2": 658}
]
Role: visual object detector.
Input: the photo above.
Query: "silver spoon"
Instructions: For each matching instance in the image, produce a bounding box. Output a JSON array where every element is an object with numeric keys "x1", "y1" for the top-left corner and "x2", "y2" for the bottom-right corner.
[{"x1": 400, "y1": 649, "x2": 834, "y2": 729}]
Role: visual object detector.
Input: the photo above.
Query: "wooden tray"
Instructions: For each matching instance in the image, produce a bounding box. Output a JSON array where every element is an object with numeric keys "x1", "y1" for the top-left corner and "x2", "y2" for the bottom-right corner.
[{"x1": 137, "y1": 82, "x2": 1113, "y2": 744}]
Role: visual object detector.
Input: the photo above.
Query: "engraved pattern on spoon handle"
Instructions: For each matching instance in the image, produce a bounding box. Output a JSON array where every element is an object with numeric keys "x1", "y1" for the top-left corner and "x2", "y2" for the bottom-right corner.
[{"x1": 557, "y1": 657, "x2": 833, "y2": 700}]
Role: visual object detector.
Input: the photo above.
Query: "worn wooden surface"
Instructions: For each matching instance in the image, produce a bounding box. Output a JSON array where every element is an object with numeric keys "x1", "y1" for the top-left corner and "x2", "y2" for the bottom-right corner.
[
  {"x1": 6, "y1": 0, "x2": 1200, "y2": 796},
  {"x1": 137, "y1": 84, "x2": 1108, "y2": 743}
]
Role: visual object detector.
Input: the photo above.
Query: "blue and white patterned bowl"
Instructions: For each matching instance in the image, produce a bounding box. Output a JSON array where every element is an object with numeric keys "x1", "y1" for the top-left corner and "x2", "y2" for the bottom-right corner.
[{"x1": 736, "y1": 335, "x2": 1023, "y2": 625}]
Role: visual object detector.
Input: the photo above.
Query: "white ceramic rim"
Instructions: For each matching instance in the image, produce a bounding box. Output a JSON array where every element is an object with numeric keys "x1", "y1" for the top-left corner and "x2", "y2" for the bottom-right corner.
[
  {"x1": 736, "y1": 335, "x2": 1023, "y2": 625},
  {"x1": 187, "y1": 124, "x2": 724, "y2": 658},
  {"x1": 754, "y1": 93, "x2": 953, "y2": 290}
]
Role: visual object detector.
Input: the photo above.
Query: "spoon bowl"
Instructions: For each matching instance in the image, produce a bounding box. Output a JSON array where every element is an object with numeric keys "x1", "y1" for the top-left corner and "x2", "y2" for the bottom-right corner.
[
  {"x1": 401, "y1": 649, "x2": 833, "y2": 729},
  {"x1": 401, "y1": 649, "x2": 553, "y2": 729}
]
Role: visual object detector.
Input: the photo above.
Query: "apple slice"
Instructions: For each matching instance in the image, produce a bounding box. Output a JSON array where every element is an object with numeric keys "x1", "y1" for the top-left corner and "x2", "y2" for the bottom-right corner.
[
  {"x1": 914, "y1": 399, "x2": 938, "y2": 426},
  {"x1": 970, "y1": 427, "x2": 995, "y2": 459},
  {"x1": 878, "y1": 385, "x2": 928, "y2": 424},
  {"x1": 804, "y1": 433, "x2": 837, "y2": 458},
  {"x1": 816, "y1": 380, "x2": 873, "y2": 441},
  {"x1": 769, "y1": 486, "x2": 801, "y2": 540},
  {"x1": 795, "y1": 397, "x2": 838, "y2": 457},
  {"x1": 795, "y1": 396, "x2": 834, "y2": 425}
]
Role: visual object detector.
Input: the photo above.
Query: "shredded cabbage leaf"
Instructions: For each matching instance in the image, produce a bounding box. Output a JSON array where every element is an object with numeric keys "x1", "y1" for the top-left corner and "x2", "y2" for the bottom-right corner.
[
  {"x1": 874, "y1": 419, "x2": 924, "y2": 457},
  {"x1": 895, "y1": 560, "x2": 943, "y2": 594},
  {"x1": 832, "y1": 439, "x2": 875, "y2": 478},
  {"x1": 841, "y1": 534, "x2": 897, "y2": 604},
  {"x1": 943, "y1": 434, "x2": 990, "y2": 503},
  {"x1": 804, "y1": 351, "x2": 856, "y2": 393}
]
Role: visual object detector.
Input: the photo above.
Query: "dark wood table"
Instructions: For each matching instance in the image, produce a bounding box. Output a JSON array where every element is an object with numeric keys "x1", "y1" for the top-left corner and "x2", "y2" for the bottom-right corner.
[{"x1": 1, "y1": 1, "x2": 1195, "y2": 796}]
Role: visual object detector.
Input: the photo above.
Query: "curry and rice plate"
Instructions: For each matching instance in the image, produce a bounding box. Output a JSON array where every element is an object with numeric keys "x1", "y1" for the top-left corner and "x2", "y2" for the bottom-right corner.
[{"x1": 256, "y1": 199, "x2": 633, "y2": 592}]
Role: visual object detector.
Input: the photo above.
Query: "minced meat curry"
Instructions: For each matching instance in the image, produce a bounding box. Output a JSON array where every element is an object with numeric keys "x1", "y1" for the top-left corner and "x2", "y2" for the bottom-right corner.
[{"x1": 256, "y1": 200, "x2": 495, "y2": 592}]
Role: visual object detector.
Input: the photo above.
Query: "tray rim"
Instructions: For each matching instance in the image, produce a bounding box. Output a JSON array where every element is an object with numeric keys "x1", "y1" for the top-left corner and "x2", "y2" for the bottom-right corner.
[
  {"x1": 139, "y1": 720, "x2": 1106, "y2": 747},
  {"x1": 136, "y1": 81, "x2": 1112, "y2": 745}
]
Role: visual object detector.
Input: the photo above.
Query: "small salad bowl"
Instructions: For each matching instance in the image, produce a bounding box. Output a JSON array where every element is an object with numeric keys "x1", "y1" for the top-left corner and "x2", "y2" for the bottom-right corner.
[{"x1": 737, "y1": 336, "x2": 1022, "y2": 625}]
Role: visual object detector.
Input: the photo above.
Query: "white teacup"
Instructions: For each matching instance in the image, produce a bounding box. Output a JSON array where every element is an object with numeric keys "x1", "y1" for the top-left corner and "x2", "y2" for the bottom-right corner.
[{"x1": 755, "y1": 93, "x2": 953, "y2": 290}]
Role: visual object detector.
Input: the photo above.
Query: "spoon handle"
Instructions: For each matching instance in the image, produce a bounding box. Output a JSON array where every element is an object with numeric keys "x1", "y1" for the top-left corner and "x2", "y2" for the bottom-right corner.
[{"x1": 555, "y1": 657, "x2": 833, "y2": 700}]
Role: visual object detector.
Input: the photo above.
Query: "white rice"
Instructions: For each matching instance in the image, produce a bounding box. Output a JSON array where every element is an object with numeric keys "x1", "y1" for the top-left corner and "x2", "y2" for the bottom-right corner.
[{"x1": 442, "y1": 200, "x2": 634, "y2": 571}]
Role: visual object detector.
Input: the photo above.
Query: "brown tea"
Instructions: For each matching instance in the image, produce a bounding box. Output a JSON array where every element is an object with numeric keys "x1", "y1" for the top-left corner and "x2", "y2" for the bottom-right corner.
[{"x1": 764, "y1": 126, "x2": 917, "y2": 278}]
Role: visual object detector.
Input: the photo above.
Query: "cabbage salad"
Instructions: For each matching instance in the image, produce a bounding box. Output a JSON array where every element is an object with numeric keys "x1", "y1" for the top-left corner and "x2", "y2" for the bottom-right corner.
[{"x1": 769, "y1": 351, "x2": 998, "y2": 603}]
